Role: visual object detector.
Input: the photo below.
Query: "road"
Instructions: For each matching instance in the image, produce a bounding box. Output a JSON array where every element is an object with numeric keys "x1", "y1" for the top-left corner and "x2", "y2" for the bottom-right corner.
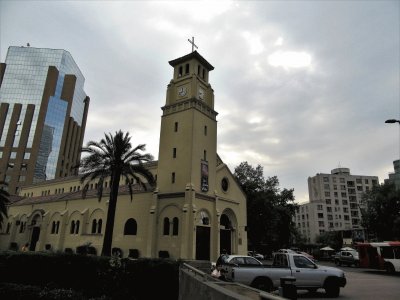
[{"x1": 289, "y1": 261, "x2": 400, "y2": 299}]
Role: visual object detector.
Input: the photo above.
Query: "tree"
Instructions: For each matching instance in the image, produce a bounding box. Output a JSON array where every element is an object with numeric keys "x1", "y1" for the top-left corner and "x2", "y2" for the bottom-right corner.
[
  {"x1": 0, "y1": 181, "x2": 10, "y2": 230},
  {"x1": 361, "y1": 182, "x2": 400, "y2": 241},
  {"x1": 234, "y1": 162, "x2": 298, "y2": 253},
  {"x1": 315, "y1": 231, "x2": 343, "y2": 250},
  {"x1": 79, "y1": 130, "x2": 155, "y2": 256}
]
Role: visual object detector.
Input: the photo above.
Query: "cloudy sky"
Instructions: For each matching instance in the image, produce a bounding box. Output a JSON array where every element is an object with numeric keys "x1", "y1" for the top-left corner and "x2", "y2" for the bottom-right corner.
[{"x1": 0, "y1": 0, "x2": 399, "y2": 203}]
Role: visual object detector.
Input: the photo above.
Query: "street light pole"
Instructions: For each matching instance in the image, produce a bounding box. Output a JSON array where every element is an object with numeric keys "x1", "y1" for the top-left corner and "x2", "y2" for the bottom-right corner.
[{"x1": 385, "y1": 119, "x2": 400, "y2": 161}]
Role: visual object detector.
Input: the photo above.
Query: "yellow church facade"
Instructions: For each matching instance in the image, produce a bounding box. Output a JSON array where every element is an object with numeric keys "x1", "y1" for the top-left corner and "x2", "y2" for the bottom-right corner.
[{"x1": 0, "y1": 51, "x2": 248, "y2": 261}]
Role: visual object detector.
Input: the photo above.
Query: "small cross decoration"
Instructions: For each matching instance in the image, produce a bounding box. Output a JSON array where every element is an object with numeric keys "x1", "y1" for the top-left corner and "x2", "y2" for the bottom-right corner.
[{"x1": 188, "y1": 36, "x2": 198, "y2": 52}]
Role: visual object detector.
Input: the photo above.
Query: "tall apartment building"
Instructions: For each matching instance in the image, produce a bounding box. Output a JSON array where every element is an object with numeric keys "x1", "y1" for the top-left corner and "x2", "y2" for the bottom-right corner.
[
  {"x1": 295, "y1": 167, "x2": 378, "y2": 244},
  {"x1": 0, "y1": 46, "x2": 90, "y2": 194}
]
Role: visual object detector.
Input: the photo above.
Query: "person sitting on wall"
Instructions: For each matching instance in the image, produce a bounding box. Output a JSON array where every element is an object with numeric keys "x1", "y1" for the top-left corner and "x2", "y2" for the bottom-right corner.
[
  {"x1": 211, "y1": 264, "x2": 226, "y2": 280},
  {"x1": 21, "y1": 243, "x2": 29, "y2": 252}
]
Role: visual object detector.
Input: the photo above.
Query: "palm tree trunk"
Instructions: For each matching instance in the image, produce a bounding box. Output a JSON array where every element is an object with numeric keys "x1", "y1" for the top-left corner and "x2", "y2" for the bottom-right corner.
[{"x1": 101, "y1": 172, "x2": 120, "y2": 256}]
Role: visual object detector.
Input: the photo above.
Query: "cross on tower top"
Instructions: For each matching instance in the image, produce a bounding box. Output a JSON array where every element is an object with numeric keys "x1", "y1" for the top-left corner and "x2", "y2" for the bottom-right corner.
[{"x1": 188, "y1": 36, "x2": 198, "y2": 52}]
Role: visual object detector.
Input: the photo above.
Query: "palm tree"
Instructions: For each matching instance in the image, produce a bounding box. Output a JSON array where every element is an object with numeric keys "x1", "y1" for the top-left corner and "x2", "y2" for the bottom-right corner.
[
  {"x1": 0, "y1": 181, "x2": 10, "y2": 230},
  {"x1": 79, "y1": 130, "x2": 155, "y2": 256}
]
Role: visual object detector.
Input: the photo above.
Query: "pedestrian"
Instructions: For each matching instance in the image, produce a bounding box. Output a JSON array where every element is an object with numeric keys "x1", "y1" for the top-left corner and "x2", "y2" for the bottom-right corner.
[
  {"x1": 21, "y1": 243, "x2": 29, "y2": 252},
  {"x1": 216, "y1": 249, "x2": 228, "y2": 266},
  {"x1": 211, "y1": 264, "x2": 226, "y2": 280}
]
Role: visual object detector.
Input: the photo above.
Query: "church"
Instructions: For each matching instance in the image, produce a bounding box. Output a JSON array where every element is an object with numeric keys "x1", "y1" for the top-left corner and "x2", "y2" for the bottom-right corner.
[{"x1": 0, "y1": 50, "x2": 248, "y2": 261}]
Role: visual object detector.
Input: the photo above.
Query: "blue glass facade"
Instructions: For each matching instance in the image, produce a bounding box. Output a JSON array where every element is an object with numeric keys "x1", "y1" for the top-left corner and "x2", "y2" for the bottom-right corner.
[{"x1": 0, "y1": 46, "x2": 88, "y2": 188}]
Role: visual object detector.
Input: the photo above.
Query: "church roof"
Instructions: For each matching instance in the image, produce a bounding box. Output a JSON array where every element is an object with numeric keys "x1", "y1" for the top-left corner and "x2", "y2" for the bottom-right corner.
[
  {"x1": 10, "y1": 183, "x2": 154, "y2": 206},
  {"x1": 169, "y1": 51, "x2": 214, "y2": 71}
]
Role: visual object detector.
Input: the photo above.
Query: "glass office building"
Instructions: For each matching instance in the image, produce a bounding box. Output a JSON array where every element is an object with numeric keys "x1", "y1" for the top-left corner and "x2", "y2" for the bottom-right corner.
[{"x1": 0, "y1": 46, "x2": 90, "y2": 194}]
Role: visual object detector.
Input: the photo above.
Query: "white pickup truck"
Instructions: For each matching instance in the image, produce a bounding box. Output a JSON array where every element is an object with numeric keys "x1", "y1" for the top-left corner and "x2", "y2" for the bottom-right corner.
[{"x1": 223, "y1": 253, "x2": 346, "y2": 297}]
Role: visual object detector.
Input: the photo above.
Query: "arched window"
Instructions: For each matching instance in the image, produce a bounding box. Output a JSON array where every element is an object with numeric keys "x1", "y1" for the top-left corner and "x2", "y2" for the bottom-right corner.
[
  {"x1": 124, "y1": 218, "x2": 137, "y2": 235},
  {"x1": 220, "y1": 214, "x2": 231, "y2": 229},
  {"x1": 51, "y1": 221, "x2": 56, "y2": 234},
  {"x1": 98, "y1": 219, "x2": 102, "y2": 234},
  {"x1": 70, "y1": 221, "x2": 75, "y2": 234},
  {"x1": 172, "y1": 217, "x2": 179, "y2": 236},
  {"x1": 75, "y1": 220, "x2": 80, "y2": 234},
  {"x1": 178, "y1": 66, "x2": 183, "y2": 77},
  {"x1": 91, "y1": 219, "x2": 97, "y2": 234},
  {"x1": 163, "y1": 217, "x2": 170, "y2": 235},
  {"x1": 56, "y1": 221, "x2": 60, "y2": 234}
]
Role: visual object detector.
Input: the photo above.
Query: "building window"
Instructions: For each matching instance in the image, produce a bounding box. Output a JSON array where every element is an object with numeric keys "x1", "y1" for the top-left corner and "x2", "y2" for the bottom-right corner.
[
  {"x1": 324, "y1": 184, "x2": 330, "y2": 189},
  {"x1": 204, "y1": 126, "x2": 207, "y2": 135},
  {"x1": 173, "y1": 148, "x2": 176, "y2": 158},
  {"x1": 172, "y1": 217, "x2": 179, "y2": 236},
  {"x1": 10, "y1": 152, "x2": 17, "y2": 159},
  {"x1": 91, "y1": 219, "x2": 97, "y2": 234},
  {"x1": 178, "y1": 66, "x2": 183, "y2": 77},
  {"x1": 24, "y1": 152, "x2": 30, "y2": 159},
  {"x1": 75, "y1": 220, "x2": 80, "y2": 234},
  {"x1": 317, "y1": 205, "x2": 323, "y2": 210},
  {"x1": 124, "y1": 218, "x2": 138, "y2": 235},
  {"x1": 318, "y1": 213, "x2": 324, "y2": 218},
  {"x1": 204, "y1": 150, "x2": 207, "y2": 161},
  {"x1": 323, "y1": 177, "x2": 329, "y2": 182},
  {"x1": 325, "y1": 191, "x2": 330, "y2": 197},
  {"x1": 172, "y1": 172, "x2": 175, "y2": 183},
  {"x1": 174, "y1": 122, "x2": 178, "y2": 132},
  {"x1": 185, "y1": 63, "x2": 189, "y2": 74},
  {"x1": 163, "y1": 217, "x2": 170, "y2": 235},
  {"x1": 364, "y1": 179, "x2": 369, "y2": 184},
  {"x1": 97, "y1": 219, "x2": 102, "y2": 233},
  {"x1": 70, "y1": 221, "x2": 75, "y2": 234},
  {"x1": 7, "y1": 163, "x2": 14, "y2": 170},
  {"x1": 5, "y1": 175, "x2": 11, "y2": 183},
  {"x1": 318, "y1": 221, "x2": 325, "y2": 227},
  {"x1": 20, "y1": 163, "x2": 27, "y2": 171},
  {"x1": 18, "y1": 176, "x2": 25, "y2": 182},
  {"x1": 326, "y1": 199, "x2": 331, "y2": 204},
  {"x1": 340, "y1": 178, "x2": 345, "y2": 183}
]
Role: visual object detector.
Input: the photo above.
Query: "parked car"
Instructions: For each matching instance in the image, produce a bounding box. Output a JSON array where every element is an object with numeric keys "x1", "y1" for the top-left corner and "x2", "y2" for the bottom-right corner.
[
  {"x1": 276, "y1": 249, "x2": 297, "y2": 254},
  {"x1": 212, "y1": 254, "x2": 263, "y2": 269},
  {"x1": 334, "y1": 250, "x2": 359, "y2": 267},
  {"x1": 248, "y1": 251, "x2": 264, "y2": 260},
  {"x1": 224, "y1": 252, "x2": 346, "y2": 297}
]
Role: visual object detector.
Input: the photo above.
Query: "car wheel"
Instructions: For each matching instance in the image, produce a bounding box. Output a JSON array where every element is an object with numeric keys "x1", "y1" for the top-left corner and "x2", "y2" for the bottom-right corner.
[
  {"x1": 385, "y1": 263, "x2": 395, "y2": 274},
  {"x1": 325, "y1": 283, "x2": 340, "y2": 298},
  {"x1": 251, "y1": 277, "x2": 273, "y2": 292}
]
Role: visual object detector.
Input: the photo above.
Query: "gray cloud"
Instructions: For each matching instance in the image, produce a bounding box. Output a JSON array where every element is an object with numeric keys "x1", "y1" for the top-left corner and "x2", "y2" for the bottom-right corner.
[{"x1": 1, "y1": 0, "x2": 398, "y2": 203}]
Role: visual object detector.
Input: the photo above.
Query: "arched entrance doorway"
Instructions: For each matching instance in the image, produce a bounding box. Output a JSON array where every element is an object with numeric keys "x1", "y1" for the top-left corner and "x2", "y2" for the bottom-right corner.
[
  {"x1": 220, "y1": 214, "x2": 232, "y2": 254},
  {"x1": 195, "y1": 210, "x2": 211, "y2": 260}
]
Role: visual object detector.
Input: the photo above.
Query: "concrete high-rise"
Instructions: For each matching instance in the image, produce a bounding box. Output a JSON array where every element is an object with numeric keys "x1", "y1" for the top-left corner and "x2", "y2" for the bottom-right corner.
[
  {"x1": 295, "y1": 167, "x2": 378, "y2": 244},
  {"x1": 0, "y1": 46, "x2": 89, "y2": 194}
]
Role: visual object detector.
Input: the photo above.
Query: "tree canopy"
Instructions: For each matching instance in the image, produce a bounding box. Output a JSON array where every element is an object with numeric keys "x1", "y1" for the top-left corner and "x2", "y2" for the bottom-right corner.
[
  {"x1": 234, "y1": 162, "x2": 298, "y2": 253},
  {"x1": 361, "y1": 182, "x2": 400, "y2": 241}
]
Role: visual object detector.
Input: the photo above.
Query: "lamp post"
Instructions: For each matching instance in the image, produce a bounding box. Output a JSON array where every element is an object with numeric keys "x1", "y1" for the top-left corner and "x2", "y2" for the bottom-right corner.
[{"x1": 385, "y1": 119, "x2": 400, "y2": 160}]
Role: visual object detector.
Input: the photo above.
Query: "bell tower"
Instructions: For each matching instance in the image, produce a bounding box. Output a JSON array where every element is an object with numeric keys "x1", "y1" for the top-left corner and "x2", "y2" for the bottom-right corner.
[{"x1": 157, "y1": 51, "x2": 217, "y2": 195}]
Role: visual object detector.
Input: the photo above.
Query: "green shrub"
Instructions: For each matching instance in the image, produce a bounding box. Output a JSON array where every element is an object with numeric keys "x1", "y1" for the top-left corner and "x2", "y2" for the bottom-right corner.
[{"x1": 0, "y1": 251, "x2": 179, "y2": 300}]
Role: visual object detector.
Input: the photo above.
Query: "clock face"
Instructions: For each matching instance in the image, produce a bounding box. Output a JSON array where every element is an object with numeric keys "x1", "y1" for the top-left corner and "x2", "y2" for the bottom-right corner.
[
  {"x1": 198, "y1": 88, "x2": 204, "y2": 100},
  {"x1": 178, "y1": 86, "x2": 187, "y2": 97}
]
